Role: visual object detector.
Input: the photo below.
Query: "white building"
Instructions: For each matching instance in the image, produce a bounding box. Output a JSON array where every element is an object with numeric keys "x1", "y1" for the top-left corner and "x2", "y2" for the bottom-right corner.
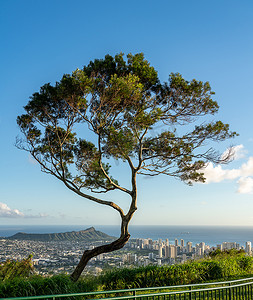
[
  {"x1": 199, "y1": 242, "x2": 205, "y2": 254},
  {"x1": 246, "y1": 241, "x2": 252, "y2": 255},
  {"x1": 222, "y1": 242, "x2": 238, "y2": 250},
  {"x1": 169, "y1": 245, "x2": 177, "y2": 258},
  {"x1": 187, "y1": 241, "x2": 192, "y2": 253}
]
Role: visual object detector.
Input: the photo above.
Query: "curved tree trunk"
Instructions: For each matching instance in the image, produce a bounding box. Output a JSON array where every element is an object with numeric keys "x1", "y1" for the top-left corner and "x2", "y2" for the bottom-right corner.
[
  {"x1": 70, "y1": 187, "x2": 136, "y2": 282},
  {"x1": 70, "y1": 233, "x2": 130, "y2": 282}
]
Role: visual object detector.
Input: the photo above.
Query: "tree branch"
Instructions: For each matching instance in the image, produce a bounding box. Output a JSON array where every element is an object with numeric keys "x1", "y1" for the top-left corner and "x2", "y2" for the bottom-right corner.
[{"x1": 97, "y1": 133, "x2": 132, "y2": 195}]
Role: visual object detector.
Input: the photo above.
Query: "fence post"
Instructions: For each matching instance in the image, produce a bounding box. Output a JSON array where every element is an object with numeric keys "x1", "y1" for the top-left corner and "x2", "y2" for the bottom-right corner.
[
  {"x1": 229, "y1": 282, "x2": 232, "y2": 300},
  {"x1": 133, "y1": 290, "x2": 136, "y2": 300},
  {"x1": 189, "y1": 286, "x2": 192, "y2": 300}
]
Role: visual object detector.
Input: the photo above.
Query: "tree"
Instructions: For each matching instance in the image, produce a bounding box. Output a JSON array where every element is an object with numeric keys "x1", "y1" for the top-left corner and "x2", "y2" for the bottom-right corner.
[{"x1": 17, "y1": 53, "x2": 236, "y2": 281}]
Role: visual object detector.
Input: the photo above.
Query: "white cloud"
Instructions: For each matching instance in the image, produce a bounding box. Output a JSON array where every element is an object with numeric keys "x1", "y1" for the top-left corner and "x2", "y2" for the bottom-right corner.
[
  {"x1": 203, "y1": 164, "x2": 241, "y2": 183},
  {"x1": 201, "y1": 145, "x2": 253, "y2": 194},
  {"x1": 240, "y1": 157, "x2": 253, "y2": 177},
  {"x1": 203, "y1": 156, "x2": 253, "y2": 184},
  {"x1": 221, "y1": 144, "x2": 247, "y2": 161},
  {"x1": 38, "y1": 213, "x2": 48, "y2": 218},
  {"x1": 0, "y1": 202, "x2": 24, "y2": 218},
  {"x1": 24, "y1": 213, "x2": 49, "y2": 218},
  {"x1": 237, "y1": 177, "x2": 253, "y2": 194},
  {"x1": 232, "y1": 144, "x2": 247, "y2": 160},
  {"x1": 0, "y1": 202, "x2": 49, "y2": 218}
]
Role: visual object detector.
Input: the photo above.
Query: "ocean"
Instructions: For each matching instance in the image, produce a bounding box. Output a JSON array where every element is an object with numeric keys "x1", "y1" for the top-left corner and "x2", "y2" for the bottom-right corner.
[{"x1": 0, "y1": 225, "x2": 253, "y2": 247}]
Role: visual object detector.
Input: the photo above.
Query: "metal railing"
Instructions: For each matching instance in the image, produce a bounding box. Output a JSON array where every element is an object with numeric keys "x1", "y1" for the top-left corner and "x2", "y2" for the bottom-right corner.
[{"x1": 1, "y1": 276, "x2": 253, "y2": 300}]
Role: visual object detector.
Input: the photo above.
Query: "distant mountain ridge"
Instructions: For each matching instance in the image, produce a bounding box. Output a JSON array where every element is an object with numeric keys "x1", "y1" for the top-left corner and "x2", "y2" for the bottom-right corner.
[{"x1": 7, "y1": 227, "x2": 115, "y2": 242}]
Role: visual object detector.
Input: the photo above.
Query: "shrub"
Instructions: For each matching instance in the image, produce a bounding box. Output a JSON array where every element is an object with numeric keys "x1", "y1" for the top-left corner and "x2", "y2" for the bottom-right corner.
[{"x1": 0, "y1": 255, "x2": 34, "y2": 281}]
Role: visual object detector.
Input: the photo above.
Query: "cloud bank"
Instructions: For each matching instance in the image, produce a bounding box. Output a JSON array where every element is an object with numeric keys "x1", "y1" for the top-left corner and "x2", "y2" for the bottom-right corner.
[
  {"x1": 0, "y1": 202, "x2": 24, "y2": 218},
  {"x1": 202, "y1": 145, "x2": 253, "y2": 194},
  {"x1": 0, "y1": 202, "x2": 48, "y2": 218}
]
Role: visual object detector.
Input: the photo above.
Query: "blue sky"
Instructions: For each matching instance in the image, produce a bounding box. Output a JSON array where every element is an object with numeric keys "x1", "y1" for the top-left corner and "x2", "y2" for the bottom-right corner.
[{"x1": 1, "y1": 0, "x2": 253, "y2": 226}]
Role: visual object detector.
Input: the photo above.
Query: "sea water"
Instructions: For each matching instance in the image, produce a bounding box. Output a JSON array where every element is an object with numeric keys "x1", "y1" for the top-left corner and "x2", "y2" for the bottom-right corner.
[{"x1": 0, "y1": 225, "x2": 253, "y2": 247}]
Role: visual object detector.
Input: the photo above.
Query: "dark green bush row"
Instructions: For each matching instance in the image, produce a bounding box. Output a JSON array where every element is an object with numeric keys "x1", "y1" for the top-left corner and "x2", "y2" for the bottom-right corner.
[
  {"x1": 0, "y1": 275, "x2": 100, "y2": 298},
  {"x1": 100, "y1": 253, "x2": 253, "y2": 290},
  {"x1": 1, "y1": 252, "x2": 253, "y2": 298}
]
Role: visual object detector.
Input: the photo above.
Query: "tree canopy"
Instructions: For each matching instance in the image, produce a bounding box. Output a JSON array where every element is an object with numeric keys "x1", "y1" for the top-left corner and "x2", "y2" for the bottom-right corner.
[{"x1": 17, "y1": 53, "x2": 236, "y2": 280}]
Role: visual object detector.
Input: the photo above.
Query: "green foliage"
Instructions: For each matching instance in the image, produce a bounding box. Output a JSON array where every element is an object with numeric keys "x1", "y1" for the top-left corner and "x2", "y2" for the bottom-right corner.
[
  {"x1": 1, "y1": 253, "x2": 253, "y2": 298},
  {"x1": 209, "y1": 248, "x2": 245, "y2": 258},
  {"x1": 0, "y1": 255, "x2": 34, "y2": 282},
  {"x1": 0, "y1": 274, "x2": 100, "y2": 298},
  {"x1": 17, "y1": 53, "x2": 237, "y2": 193},
  {"x1": 100, "y1": 253, "x2": 253, "y2": 290}
]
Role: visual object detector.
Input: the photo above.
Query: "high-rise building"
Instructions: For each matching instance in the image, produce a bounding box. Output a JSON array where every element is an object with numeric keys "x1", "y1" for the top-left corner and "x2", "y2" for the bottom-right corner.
[
  {"x1": 199, "y1": 242, "x2": 205, "y2": 254},
  {"x1": 158, "y1": 245, "x2": 163, "y2": 258},
  {"x1": 196, "y1": 247, "x2": 203, "y2": 256},
  {"x1": 143, "y1": 239, "x2": 149, "y2": 247},
  {"x1": 169, "y1": 245, "x2": 177, "y2": 258},
  {"x1": 222, "y1": 242, "x2": 237, "y2": 250},
  {"x1": 166, "y1": 239, "x2": 169, "y2": 246},
  {"x1": 180, "y1": 239, "x2": 184, "y2": 247},
  {"x1": 136, "y1": 239, "x2": 141, "y2": 246},
  {"x1": 165, "y1": 245, "x2": 169, "y2": 258},
  {"x1": 175, "y1": 238, "x2": 178, "y2": 246},
  {"x1": 187, "y1": 241, "x2": 192, "y2": 253},
  {"x1": 246, "y1": 241, "x2": 252, "y2": 255}
]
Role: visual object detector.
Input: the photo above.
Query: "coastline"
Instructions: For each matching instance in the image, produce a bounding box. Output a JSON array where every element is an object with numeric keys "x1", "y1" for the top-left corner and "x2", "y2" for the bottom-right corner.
[{"x1": 1, "y1": 225, "x2": 253, "y2": 247}]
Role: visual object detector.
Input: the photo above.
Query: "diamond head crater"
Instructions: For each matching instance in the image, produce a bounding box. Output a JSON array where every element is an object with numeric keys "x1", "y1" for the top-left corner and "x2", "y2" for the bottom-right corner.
[{"x1": 5, "y1": 227, "x2": 115, "y2": 242}]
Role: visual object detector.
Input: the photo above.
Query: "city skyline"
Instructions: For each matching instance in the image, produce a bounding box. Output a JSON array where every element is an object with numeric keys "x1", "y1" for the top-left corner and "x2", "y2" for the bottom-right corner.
[
  {"x1": 1, "y1": 0, "x2": 253, "y2": 226},
  {"x1": 1, "y1": 233, "x2": 252, "y2": 275}
]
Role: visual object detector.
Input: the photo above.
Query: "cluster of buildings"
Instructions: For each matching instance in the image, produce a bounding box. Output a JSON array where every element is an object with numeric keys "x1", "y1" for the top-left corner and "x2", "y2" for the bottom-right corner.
[
  {"x1": 0, "y1": 238, "x2": 92, "y2": 275},
  {"x1": 0, "y1": 237, "x2": 252, "y2": 275},
  {"x1": 125, "y1": 238, "x2": 252, "y2": 265}
]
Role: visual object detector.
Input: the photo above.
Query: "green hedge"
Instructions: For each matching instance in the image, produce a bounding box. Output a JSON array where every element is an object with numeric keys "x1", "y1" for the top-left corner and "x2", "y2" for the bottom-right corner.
[
  {"x1": 100, "y1": 253, "x2": 253, "y2": 289},
  {"x1": 1, "y1": 252, "x2": 253, "y2": 298},
  {"x1": 0, "y1": 275, "x2": 100, "y2": 298}
]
